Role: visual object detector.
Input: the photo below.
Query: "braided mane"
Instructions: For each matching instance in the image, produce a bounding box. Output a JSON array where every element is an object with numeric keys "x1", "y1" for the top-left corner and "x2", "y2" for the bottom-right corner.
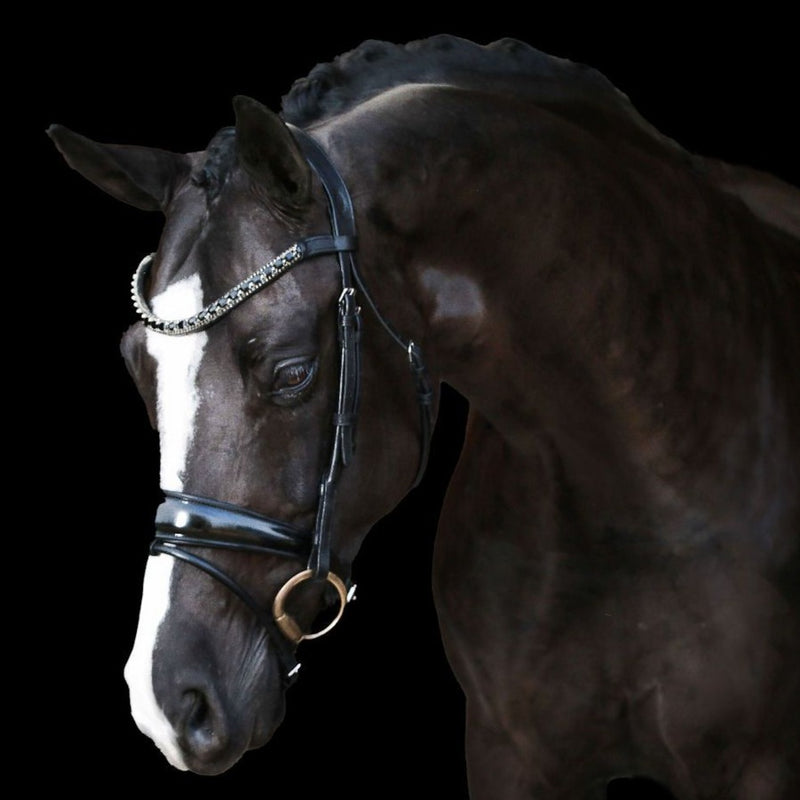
[
  {"x1": 280, "y1": 34, "x2": 655, "y2": 138},
  {"x1": 195, "y1": 35, "x2": 799, "y2": 243},
  {"x1": 279, "y1": 35, "x2": 800, "y2": 241},
  {"x1": 194, "y1": 35, "x2": 684, "y2": 194}
]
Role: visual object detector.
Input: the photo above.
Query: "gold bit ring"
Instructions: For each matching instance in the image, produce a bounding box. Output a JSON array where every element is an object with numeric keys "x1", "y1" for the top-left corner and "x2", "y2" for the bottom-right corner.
[{"x1": 273, "y1": 569, "x2": 348, "y2": 644}]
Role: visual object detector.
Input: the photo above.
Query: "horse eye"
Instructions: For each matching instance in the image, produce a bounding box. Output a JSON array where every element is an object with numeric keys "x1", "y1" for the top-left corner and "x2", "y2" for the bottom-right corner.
[{"x1": 271, "y1": 357, "x2": 317, "y2": 399}]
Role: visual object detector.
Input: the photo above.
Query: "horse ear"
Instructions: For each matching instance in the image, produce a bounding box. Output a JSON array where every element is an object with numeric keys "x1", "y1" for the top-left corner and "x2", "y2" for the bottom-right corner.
[
  {"x1": 47, "y1": 124, "x2": 190, "y2": 211},
  {"x1": 233, "y1": 95, "x2": 311, "y2": 211}
]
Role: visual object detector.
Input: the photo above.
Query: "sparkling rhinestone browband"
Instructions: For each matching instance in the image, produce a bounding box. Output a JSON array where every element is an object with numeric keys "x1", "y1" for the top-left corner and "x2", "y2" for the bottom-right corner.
[{"x1": 131, "y1": 243, "x2": 304, "y2": 335}]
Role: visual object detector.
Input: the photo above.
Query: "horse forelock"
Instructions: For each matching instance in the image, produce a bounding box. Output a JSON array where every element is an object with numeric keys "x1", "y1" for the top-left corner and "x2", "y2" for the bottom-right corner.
[{"x1": 191, "y1": 126, "x2": 237, "y2": 201}]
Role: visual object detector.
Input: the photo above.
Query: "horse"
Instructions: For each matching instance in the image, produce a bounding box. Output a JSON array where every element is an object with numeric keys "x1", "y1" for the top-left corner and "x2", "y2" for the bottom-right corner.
[{"x1": 48, "y1": 35, "x2": 799, "y2": 799}]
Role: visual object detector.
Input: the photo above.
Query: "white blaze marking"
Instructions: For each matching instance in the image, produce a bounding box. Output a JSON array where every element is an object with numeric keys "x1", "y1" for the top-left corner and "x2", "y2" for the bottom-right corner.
[
  {"x1": 145, "y1": 274, "x2": 208, "y2": 491},
  {"x1": 124, "y1": 556, "x2": 187, "y2": 769},
  {"x1": 124, "y1": 274, "x2": 207, "y2": 768}
]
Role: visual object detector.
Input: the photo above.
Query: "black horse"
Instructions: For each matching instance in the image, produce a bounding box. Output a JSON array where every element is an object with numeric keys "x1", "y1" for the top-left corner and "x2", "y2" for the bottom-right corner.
[{"x1": 50, "y1": 36, "x2": 799, "y2": 798}]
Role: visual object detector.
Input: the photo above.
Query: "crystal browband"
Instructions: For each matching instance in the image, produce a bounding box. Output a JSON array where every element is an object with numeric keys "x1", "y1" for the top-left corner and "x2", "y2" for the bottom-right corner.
[
  {"x1": 131, "y1": 233, "x2": 357, "y2": 336},
  {"x1": 131, "y1": 243, "x2": 305, "y2": 335}
]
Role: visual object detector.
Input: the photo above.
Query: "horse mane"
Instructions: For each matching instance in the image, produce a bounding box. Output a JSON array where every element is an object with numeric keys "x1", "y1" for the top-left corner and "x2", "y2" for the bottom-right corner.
[
  {"x1": 196, "y1": 35, "x2": 798, "y2": 248},
  {"x1": 196, "y1": 36, "x2": 671, "y2": 204},
  {"x1": 281, "y1": 35, "x2": 615, "y2": 122},
  {"x1": 280, "y1": 34, "x2": 673, "y2": 150}
]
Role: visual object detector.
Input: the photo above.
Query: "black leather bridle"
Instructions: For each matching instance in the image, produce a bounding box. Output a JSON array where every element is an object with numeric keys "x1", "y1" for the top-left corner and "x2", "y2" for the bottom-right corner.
[{"x1": 132, "y1": 125, "x2": 433, "y2": 685}]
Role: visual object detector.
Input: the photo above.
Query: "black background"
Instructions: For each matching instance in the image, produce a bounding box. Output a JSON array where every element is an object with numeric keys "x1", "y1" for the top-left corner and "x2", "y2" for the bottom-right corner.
[{"x1": 30, "y1": 11, "x2": 796, "y2": 796}]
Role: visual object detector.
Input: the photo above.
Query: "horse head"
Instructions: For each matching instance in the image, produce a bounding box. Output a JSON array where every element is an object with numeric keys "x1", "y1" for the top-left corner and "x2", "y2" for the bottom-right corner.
[{"x1": 49, "y1": 95, "x2": 435, "y2": 774}]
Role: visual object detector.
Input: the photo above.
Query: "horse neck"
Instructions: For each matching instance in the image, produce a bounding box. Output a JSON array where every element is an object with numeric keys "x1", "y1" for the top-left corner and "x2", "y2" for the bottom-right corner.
[{"x1": 322, "y1": 85, "x2": 800, "y2": 536}]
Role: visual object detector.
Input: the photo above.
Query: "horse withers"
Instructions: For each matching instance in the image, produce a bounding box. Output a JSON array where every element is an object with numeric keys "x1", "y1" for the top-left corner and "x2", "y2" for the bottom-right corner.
[{"x1": 50, "y1": 36, "x2": 799, "y2": 799}]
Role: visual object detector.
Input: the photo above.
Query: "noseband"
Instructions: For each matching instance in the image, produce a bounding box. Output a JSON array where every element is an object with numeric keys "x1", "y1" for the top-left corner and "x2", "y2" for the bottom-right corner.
[{"x1": 131, "y1": 125, "x2": 433, "y2": 685}]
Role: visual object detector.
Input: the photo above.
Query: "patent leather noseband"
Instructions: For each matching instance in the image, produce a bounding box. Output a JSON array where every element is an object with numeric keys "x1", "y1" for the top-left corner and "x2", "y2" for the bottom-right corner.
[{"x1": 133, "y1": 125, "x2": 434, "y2": 685}]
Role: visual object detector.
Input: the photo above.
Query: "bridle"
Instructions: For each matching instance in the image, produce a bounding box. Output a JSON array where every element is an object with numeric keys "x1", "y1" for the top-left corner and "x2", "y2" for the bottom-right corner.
[{"x1": 130, "y1": 124, "x2": 434, "y2": 685}]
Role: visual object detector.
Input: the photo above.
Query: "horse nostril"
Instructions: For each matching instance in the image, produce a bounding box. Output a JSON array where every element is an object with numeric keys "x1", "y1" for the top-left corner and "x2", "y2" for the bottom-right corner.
[
  {"x1": 184, "y1": 689, "x2": 210, "y2": 732},
  {"x1": 179, "y1": 687, "x2": 228, "y2": 763}
]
